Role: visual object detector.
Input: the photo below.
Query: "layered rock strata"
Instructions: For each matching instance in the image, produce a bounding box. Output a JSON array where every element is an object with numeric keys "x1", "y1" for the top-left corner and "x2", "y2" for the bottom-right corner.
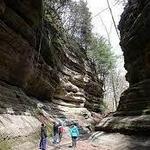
[
  {"x1": 0, "y1": 0, "x2": 103, "y2": 115},
  {"x1": 96, "y1": 0, "x2": 150, "y2": 135},
  {"x1": 0, "y1": 1, "x2": 104, "y2": 143}
]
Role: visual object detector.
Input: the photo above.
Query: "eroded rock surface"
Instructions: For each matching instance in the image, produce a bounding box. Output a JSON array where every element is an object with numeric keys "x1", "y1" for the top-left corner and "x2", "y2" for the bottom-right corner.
[
  {"x1": 0, "y1": 0, "x2": 103, "y2": 113},
  {"x1": 0, "y1": 0, "x2": 103, "y2": 147},
  {"x1": 90, "y1": 132, "x2": 150, "y2": 150},
  {"x1": 97, "y1": 0, "x2": 150, "y2": 136}
]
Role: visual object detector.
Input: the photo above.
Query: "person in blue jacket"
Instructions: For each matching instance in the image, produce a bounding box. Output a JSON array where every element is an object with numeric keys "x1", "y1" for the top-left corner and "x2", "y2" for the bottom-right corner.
[{"x1": 69, "y1": 123, "x2": 79, "y2": 148}]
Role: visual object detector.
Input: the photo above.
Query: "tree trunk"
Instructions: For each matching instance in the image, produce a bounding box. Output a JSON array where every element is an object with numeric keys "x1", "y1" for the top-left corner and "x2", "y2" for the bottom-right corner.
[
  {"x1": 111, "y1": 73, "x2": 118, "y2": 110},
  {"x1": 106, "y1": 0, "x2": 120, "y2": 39}
]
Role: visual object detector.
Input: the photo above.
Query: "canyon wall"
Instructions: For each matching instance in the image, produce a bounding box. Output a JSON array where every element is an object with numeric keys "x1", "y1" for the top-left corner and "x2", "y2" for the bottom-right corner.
[
  {"x1": 97, "y1": 0, "x2": 150, "y2": 135},
  {"x1": 0, "y1": 0, "x2": 103, "y2": 113},
  {"x1": 0, "y1": 0, "x2": 103, "y2": 141}
]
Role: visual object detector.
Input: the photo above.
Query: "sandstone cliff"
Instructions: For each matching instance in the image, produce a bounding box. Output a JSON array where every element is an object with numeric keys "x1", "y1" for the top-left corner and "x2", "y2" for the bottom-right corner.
[
  {"x1": 96, "y1": 0, "x2": 150, "y2": 135},
  {"x1": 0, "y1": 0, "x2": 103, "y2": 145},
  {"x1": 0, "y1": 0, "x2": 103, "y2": 113}
]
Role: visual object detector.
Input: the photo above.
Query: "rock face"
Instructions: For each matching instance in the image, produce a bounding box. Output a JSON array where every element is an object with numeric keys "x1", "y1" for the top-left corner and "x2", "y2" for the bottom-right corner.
[
  {"x1": 97, "y1": 0, "x2": 150, "y2": 135},
  {"x1": 0, "y1": 0, "x2": 103, "y2": 115},
  {"x1": 90, "y1": 132, "x2": 150, "y2": 150},
  {"x1": 0, "y1": 1, "x2": 104, "y2": 145},
  {"x1": 0, "y1": 0, "x2": 59, "y2": 101}
]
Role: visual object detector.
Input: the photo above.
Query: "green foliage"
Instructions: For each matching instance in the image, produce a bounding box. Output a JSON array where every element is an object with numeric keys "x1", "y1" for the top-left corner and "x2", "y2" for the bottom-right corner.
[
  {"x1": 0, "y1": 141, "x2": 11, "y2": 150},
  {"x1": 43, "y1": 0, "x2": 71, "y2": 21},
  {"x1": 62, "y1": 0, "x2": 92, "y2": 50},
  {"x1": 87, "y1": 34, "x2": 116, "y2": 81},
  {"x1": 42, "y1": 0, "x2": 116, "y2": 82},
  {"x1": 46, "y1": 123, "x2": 53, "y2": 137},
  {"x1": 100, "y1": 101, "x2": 108, "y2": 113},
  {"x1": 43, "y1": 0, "x2": 92, "y2": 51}
]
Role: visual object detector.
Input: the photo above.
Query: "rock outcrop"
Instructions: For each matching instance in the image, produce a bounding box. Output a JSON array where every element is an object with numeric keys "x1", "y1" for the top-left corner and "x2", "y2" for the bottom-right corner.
[
  {"x1": 0, "y1": 0, "x2": 103, "y2": 114},
  {"x1": 0, "y1": 2, "x2": 104, "y2": 147},
  {"x1": 0, "y1": 0, "x2": 59, "y2": 101},
  {"x1": 0, "y1": 1, "x2": 104, "y2": 147},
  {"x1": 90, "y1": 132, "x2": 150, "y2": 150},
  {"x1": 96, "y1": 0, "x2": 150, "y2": 135}
]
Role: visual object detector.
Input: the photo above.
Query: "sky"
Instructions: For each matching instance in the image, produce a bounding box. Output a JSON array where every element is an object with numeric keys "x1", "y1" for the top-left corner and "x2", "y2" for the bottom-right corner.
[{"x1": 86, "y1": 0, "x2": 126, "y2": 72}]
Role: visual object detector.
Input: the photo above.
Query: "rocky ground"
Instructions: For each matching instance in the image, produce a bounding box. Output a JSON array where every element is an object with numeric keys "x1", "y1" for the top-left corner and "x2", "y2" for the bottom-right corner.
[
  {"x1": 1, "y1": 101, "x2": 150, "y2": 150},
  {"x1": 11, "y1": 127, "x2": 105, "y2": 150},
  {"x1": 10, "y1": 126, "x2": 150, "y2": 150}
]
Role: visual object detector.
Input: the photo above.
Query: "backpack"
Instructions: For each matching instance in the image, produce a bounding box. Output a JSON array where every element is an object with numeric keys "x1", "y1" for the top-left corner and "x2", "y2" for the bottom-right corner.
[
  {"x1": 71, "y1": 128, "x2": 77, "y2": 133},
  {"x1": 70, "y1": 126, "x2": 79, "y2": 137}
]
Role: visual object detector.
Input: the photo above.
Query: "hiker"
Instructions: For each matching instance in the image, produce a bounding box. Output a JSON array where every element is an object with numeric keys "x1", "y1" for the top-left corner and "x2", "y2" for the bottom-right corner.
[
  {"x1": 39, "y1": 123, "x2": 47, "y2": 150},
  {"x1": 58, "y1": 121, "x2": 64, "y2": 142},
  {"x1": 53, "y1": 121, "x2": 60, "y2": 144},
  {"x1": 69, "y1": 123, "x2": 79, "y2": 148}
]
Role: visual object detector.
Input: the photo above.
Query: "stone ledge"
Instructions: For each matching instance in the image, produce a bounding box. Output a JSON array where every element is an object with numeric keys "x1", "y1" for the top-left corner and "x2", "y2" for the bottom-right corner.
[{"x1": 96, "y1": 115, "x2": 150, "y2": 136}]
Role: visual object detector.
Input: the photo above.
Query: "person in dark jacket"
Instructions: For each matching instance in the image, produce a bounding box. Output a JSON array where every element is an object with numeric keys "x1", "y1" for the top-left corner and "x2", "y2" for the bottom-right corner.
[
  {"x1": 53, "y1": 121, "x2": 60, "y2": 144},
  {"x1": 58, "y1": 121, "x2": 64, "y2": 142},
  {"x1": 39, "y1": 123, "x2": 47, "y2": 150}
]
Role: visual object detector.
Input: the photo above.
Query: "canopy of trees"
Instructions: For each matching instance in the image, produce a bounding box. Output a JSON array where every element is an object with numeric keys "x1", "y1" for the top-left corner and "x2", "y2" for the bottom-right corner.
[
  {"x1": 43, "y1": 0, "x2": 116, "y2": 81},
  {"x1": 43, "y1": 0, "x2": 128, "y2": 111},
  {"x1": 87, "y1": 35, "x2": 116, "y2": 82}
]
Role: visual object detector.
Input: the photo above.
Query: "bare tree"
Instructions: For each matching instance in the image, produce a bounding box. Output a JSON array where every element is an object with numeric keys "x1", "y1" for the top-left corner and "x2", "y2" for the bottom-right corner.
[
  {"x1": 106, "y1": 0, "x2": 120, "y2": 39},
  {"x1": 114, "y1": 0, "x2": 127, "y2": 6},
  {"x1": 104, "y1": 69, "x2": 128, "y2": 111},
  {"x1": 111, "y1": 72, "x2": 118, "y2": 109}
]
